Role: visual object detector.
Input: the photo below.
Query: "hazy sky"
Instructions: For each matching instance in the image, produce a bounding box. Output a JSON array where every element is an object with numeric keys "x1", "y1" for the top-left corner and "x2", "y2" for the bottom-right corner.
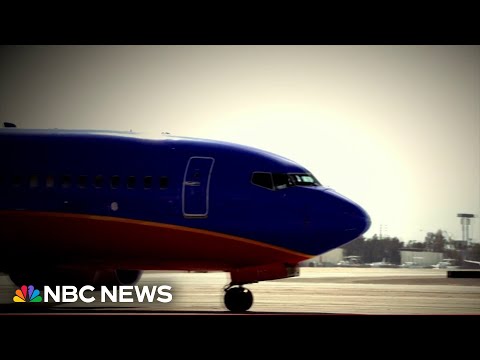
[{"x1": 1, "y1": 45, "x2": 478, "y2": 243}]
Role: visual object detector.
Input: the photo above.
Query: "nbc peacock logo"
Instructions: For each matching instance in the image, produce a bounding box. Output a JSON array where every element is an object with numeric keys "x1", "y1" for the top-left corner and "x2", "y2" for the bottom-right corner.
[{"x1": 13, "y1": 285, "x2": 43, "y2": 303}]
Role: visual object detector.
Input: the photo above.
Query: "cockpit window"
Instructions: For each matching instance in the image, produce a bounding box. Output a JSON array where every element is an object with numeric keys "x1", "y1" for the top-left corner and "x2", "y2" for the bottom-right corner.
[
  {"x1": 252, "y1": 171, "x2": 320, "y2": 190},
  {"x1": 272, "y1": 173, "x2": 294, "y2": 189},
  {"x1": 251, "y1": 172, "x2": 274, "y2": 190},
  {"x1": 289, "y1": 173, "x2": 321, "y2": 186}
]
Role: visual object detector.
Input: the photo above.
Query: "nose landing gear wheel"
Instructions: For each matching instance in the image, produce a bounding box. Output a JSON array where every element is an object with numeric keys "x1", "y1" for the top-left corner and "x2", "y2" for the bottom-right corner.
[{"x1": 224, "y1": 286, "x2": 253, "y2": 312}]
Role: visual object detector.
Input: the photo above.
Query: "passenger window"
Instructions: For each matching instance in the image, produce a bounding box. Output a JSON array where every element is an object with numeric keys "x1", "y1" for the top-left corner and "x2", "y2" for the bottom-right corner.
[
  {"x1": 144, "y1": 176, "x2": 153, "y2": 189},
  {"x1": 127, "y1": 176, "x2": 136, "y2": 189},
  {"x1": 159, "y1": 176, "x2": 168, "y2": 189},
  {"x1": 251, "y1": 172, "x2": 274, "y2": 190},
  {"x1": 29, "y1": 175, "x2": 39, "y2": 188},
  {"x1": 78, "y1": 175, "x2": 88, "y2": 189},
  {"x1": 111, "y1": 175, "x2": 120, "y2": 189},
  {"x1": 94, "y1": 175, "x2": 104, "y2": 188}
]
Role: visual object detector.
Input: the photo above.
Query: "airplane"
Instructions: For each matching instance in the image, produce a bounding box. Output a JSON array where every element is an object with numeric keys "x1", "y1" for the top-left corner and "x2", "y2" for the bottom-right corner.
[
  {"x1": 336, "y1": 255, "x2": 365, "y2": 267},
  {"x1": 0, "y1": 123, "x2": 371, "y2": 312},
  {"x1": 368, "y1": 258, "x2": 398, "y2": 268},
  {"x1": 431, "y1": 258, "x2": 459, "y2": 269}
]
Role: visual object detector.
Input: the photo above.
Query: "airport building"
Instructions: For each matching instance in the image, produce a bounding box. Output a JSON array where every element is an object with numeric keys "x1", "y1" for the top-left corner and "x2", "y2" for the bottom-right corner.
[
  {"x1": 299, "y1": 248, "x2": 344, "y2": 267},
  {"x1": 400, "y1": 249, "x2": 443, "y2": 267}
]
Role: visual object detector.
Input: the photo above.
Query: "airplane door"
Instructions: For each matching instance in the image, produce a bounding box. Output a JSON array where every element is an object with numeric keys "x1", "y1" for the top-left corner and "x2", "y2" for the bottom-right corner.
[{"x1": 182, "y1": 157, "x2": 215, "y2": 217}]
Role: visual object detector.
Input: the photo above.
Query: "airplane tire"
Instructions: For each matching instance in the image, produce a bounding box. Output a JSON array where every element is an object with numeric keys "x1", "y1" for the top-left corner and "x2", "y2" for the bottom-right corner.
[
  {"x1": 224, "y1": 286, "x2": 253, "y2": 312},
  {"x1": 93, "y1": 269, "x2": 142, "y2": 287}
]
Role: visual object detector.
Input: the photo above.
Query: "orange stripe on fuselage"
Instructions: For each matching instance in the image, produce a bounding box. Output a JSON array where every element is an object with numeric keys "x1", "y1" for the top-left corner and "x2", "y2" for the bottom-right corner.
[{"x1": 0, "y1": 210, "x2": 311, "y2": 271}]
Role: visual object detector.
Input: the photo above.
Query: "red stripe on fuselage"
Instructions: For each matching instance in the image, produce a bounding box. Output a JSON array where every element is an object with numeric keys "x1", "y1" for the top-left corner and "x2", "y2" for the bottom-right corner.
[{"x1": 0, "y1": 210, "x2": 310, "y2": 271}]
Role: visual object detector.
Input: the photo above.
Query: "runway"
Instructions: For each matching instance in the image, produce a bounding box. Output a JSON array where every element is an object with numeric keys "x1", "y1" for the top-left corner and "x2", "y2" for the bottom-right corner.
[{"x1": 1, "y1": 268, "x2": 479, "y2": 315}]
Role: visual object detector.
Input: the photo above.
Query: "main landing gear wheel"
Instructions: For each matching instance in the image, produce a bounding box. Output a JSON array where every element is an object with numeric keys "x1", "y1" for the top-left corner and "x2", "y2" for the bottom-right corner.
[{"x1": 224, "y1": 286, "x2": 253, "y2": 312}]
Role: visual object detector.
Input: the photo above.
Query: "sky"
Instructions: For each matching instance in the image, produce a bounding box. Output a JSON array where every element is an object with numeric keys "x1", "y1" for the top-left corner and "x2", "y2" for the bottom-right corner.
[{"x1": 0, "y1": 45, "x2": 479, "y2": 243}]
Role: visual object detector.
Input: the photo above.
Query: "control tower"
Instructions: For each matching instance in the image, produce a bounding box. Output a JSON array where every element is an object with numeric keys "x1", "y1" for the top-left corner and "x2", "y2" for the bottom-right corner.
[{"x1": 457, "y1": 213, "x2": 475, "y2": 245}]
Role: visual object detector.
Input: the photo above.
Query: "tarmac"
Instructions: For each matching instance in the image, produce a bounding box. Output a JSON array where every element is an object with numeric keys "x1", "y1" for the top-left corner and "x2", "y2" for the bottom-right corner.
[{"x1": 1, "y1": 267, "x2": 479, "y2": 315}]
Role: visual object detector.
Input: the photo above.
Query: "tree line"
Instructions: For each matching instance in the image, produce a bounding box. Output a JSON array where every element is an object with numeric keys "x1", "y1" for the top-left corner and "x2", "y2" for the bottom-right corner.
[{"x1": 341, "y1": 230, "x2": 480, "y2": 265}]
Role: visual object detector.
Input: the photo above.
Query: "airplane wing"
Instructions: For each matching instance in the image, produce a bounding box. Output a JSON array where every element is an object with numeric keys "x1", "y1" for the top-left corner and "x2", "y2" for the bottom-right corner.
[{"x1": 464, "y1": 260, "x2": 480, "y2": 266}]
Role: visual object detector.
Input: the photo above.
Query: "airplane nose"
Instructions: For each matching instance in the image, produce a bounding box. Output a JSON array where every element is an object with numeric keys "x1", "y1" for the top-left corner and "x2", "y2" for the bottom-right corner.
[
  {"x1": 323, "y1": 189, "x2": 371, "y2": 237},
  {"x1": 345, "y1": 203, "x2": 371, "y2": 235}
]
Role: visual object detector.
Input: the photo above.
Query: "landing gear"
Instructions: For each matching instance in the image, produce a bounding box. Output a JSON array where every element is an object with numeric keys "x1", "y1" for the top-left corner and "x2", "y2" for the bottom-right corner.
[
  {"x1": 224, "y1": 285, "x2": 253, "y2": 312},
  {"x1": 224, "y1": 262, "x2": 298, "y2": 312}
]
